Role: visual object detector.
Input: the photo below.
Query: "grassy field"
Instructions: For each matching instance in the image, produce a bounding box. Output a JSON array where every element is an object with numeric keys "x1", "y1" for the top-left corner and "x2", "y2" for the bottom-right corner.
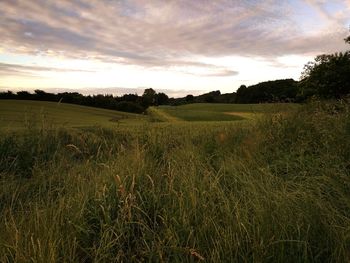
[
  {"x1": 0, "y1": 100, "x2": 288, "y2": 129},
  {"x1": 153, "y1": 103, "x2": 300, "y2": 122},
  {"x1": 0, "y1": 100, "x2": 146, "y2": 129},
  {"x1": 151, "y1": 106, "x2": 245, "y2": 122},
  {"x1": 0, "y1": 100, "x2": 349, "y2": 262},
  {"x1": 168, "y1": 102, "x2": 298, "y2": 112}
]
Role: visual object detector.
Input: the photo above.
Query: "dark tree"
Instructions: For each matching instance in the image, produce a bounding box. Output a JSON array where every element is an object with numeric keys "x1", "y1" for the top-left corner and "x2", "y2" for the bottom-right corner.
[
  {"x1": 115, "y1": 101, "x2": 144, "y2": 113},
  {"x1": 155, "y1": 92, "x2": 169, "y2": 105},
  {"x1": 235, "y1": 85, "x2": 248, "y2": 103},
  {"x1": 235, "y1": 80, "x2": 298, "y2": 103},
  {"x1": 120, "y1": 94, "x2": 139, "y2": 102},
  {"x1": 185, "y1": 94, "x2": 194, "y2": 102},
  {"x1": 345, "y1": 35, "x2": 350, "y2": 44},
  {"x1": 0, "y1": 91, "x2": 15, "y2": 99},
  {"x1": 299, "y1": 36, "x2": 350, "y2": 99},
  {"x1": 142, "y1": 88, "x2": 157, "y2": 107},
  {"x1": 16, "y1": 91, "x2": 32, "y2": 99}
]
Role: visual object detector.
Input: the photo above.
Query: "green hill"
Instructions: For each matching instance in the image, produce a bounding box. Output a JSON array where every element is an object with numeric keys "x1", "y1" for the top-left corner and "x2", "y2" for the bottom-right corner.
[
  {"x1": 0, "y1": 100, "x2": 300, "y2": 129},
  {"x1": 152, "y1": 103, "x2": 299, "y2": 122},
  {"x1": 0, "y1": 100, "x2": 146, "y2": 129}
]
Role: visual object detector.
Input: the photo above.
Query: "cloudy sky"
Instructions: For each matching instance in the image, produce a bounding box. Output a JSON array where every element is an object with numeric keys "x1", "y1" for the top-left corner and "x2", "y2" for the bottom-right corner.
[{"x1": 0, "y1": 0, "x2": 349, "y2": 96}]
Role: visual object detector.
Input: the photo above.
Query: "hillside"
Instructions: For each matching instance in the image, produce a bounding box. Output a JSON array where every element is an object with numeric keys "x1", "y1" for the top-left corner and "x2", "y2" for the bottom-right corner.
[
  {"x1": 150, "y1": 103, "x2": 299, "y2": 122},
  {"x1": 0, "y1": 100, "x2": 294, "y2": 128},
  {"x1": 0, "y1": 100, "x2": 146, "y2": 129}
]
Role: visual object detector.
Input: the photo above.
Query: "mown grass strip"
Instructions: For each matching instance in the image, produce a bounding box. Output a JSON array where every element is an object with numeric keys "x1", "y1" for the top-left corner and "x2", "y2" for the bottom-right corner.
[{"x1": 147, "y1": 106, "x2": 182, "y2": 122}]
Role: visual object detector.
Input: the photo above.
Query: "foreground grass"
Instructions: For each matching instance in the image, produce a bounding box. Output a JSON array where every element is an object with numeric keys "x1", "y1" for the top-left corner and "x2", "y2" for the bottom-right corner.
[{"x1": 0, "y1": 101, "x2": 349, "y2": 262}]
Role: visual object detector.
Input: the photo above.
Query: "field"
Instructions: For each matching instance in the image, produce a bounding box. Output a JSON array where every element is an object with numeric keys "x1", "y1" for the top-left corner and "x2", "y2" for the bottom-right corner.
[
  {"x1": 0, "y1": 100, "x2": 350, "y2": 262},
  {"x1": 0, "y1": 100, "x2": 146, "y2": 130},
  {"x1": 150, "y1": 103, "x2": 300, "y2": 122}
]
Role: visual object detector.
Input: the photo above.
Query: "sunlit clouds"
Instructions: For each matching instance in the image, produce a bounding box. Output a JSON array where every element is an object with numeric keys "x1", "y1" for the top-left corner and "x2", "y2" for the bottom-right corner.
[{"x1": 0, "y1": 0, "x2": 349, "y2": 96}]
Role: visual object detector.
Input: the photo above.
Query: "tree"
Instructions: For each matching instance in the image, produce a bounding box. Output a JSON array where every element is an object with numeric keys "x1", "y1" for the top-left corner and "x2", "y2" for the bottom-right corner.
[
  {"x1": 142, "y1": 88, "x2": 156, "y2": 107},
  {"x1": 235, "y1": 80, "x2": 298, "y2": 103},
  {"x1": 235, "y1": 85, "x2": 247, "y2": 103},
  {"x1": 115, "y1": 101, "x2": 144, "y2": 113},
  {"x1": 201, "y1": 90, "x2": 220, "y2": 103},
  {"x1": 345, "y1": 35, "x2": 350, "y2": 44},
  {"x1": 299, "y1": 35, "x2": 350, "y2": 99},
  {"x1": 120, "y1": 94, "x2": 139, "y2": 102},
  {"x1": 155, "y1": 92, "x2": 169, "y2": 105},
  {"x1": 0, "y1": 91, "x2": 15, "y2": 99},
  {"x1": 16, "y1": 91, "x2": 32, "y2": 99},
  {"x1": 185, "y1": 94, "x2": 194, "y2": 102}
]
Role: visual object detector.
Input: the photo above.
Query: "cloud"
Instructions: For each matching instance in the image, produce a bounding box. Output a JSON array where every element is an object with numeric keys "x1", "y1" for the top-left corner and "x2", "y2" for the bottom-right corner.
[
  {"x1": 177, "y1": 68, "x2": 239, "y2": 77},
  {"x1": 303, "y1": 0, "x2": 334, "y2": 21},
  {"x1": 0, "y1": 62, "x2": 94, "y2": 77},
  {"x1": 0, "y1": 0, "x2": 349, "y2": 71},
  {"x1": 201, "y1": 70, "x2": 239, "y2": 77}
]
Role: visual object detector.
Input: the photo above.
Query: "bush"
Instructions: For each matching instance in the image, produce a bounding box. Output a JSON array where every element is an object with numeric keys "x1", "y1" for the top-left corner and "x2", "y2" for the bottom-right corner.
[{"x1": 115, "y1": 101, "x2": 145, "y2": 113}]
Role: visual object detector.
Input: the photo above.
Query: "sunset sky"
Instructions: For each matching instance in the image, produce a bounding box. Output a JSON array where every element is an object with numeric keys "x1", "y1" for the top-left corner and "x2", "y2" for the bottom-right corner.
[{"x1": 1, "y1": 0, "x2": 349, "y2": 97}]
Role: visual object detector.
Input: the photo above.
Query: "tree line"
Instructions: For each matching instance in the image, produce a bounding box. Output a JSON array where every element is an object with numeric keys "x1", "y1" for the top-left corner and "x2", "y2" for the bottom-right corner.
[
  {"x1": 170, "y1": 78, "x2": 298, "y2": 105},
  {"x1": 1, "y1": 35, "x2": 349, "y2": 113},
  {"x1": 0, "y1": 88, "x2": 169, "y2": 114}
]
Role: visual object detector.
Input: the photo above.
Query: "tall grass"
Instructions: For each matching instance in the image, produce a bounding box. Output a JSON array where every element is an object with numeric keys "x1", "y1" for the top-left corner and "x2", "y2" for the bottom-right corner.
[{"x1": 0, "y1": 101, "x2": 349, "y2": 262}]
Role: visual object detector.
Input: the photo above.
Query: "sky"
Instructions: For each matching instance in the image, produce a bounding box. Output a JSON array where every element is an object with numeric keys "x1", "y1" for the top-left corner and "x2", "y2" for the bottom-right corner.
[{"x1": 0, "y1": 0, "x2": 349, "y2": 97}]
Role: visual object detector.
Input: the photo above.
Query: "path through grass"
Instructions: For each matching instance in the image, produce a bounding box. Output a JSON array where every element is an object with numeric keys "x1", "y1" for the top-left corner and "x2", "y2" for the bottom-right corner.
[
  {"x1": 147, "y1": 106, "x2": 182, "y2": 122},
  {"x1": 155, "y1": 103, "x2": 298, "y2": 122}
]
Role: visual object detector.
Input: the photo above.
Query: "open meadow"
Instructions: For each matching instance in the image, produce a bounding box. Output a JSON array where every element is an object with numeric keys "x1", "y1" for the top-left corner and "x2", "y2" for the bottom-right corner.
[
  {"x1": 0, "y1": 100, "x2": 147, "y2": 130},
  {"x1": 0, "y1": 100, "x2": 350, "y2": 262},
  {"x1": 150, "y1": 103, "x2": 300, "y2": 122}
]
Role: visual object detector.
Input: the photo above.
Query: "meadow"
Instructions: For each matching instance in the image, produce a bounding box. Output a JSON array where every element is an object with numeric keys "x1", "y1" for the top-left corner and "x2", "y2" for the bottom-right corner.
[
  {"x1": 150, "y1": 103, "x2": 300, "y2": 122},
  {"x1": 0, "y1": 100, "x2": 146, "y2": 130},
  {"x1": 0, "y1": 99, "x2": 349, "y2": 262}
]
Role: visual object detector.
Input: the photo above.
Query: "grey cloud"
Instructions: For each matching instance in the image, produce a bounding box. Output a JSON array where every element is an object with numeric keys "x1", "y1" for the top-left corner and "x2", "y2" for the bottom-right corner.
[
  {"x1": 200, "y1": 70, "x2": 239, "y2": 77},
  {"x1": 0, "y1": 62, "x2": 95, "y2": 77},
  {"x1": 0, "y1": 67, "x2": 35, "y2": 77},
  {"x1": 303, "y1": 0, "x2": 346, "y2": 24},
  {"x1": 175, "y1": 68, "x2": 239, "y2": 77},
  {"x1": 0, "y1": 0, "x2": 349, "y2": 70}
]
